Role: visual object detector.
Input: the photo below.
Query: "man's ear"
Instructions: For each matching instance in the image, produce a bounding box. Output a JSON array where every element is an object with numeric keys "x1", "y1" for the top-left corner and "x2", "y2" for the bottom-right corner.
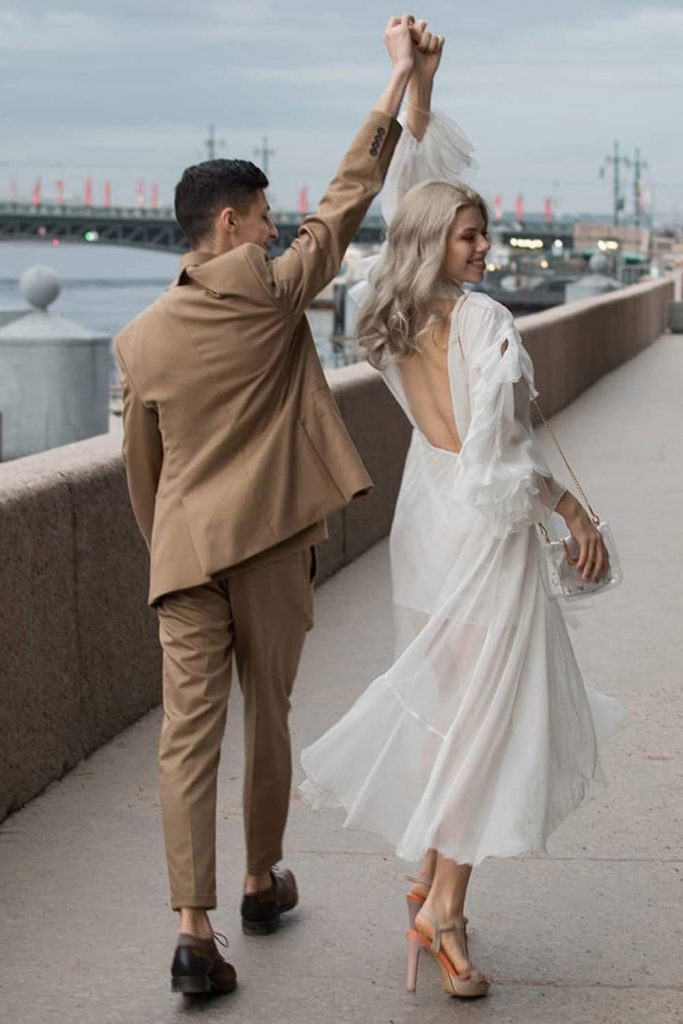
[{"x1": 217, "y1": 206, "x2": 238, "y2": 234}]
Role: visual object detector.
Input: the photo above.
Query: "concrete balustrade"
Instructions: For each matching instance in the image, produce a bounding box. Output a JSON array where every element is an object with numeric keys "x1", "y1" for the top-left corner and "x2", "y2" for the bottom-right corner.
[
  {"x1": 522, "y1": 276, "x2": 675, "y2": 418},
  {"x1": 0, "y1": 276, "x2": 674, "y2": 821}
]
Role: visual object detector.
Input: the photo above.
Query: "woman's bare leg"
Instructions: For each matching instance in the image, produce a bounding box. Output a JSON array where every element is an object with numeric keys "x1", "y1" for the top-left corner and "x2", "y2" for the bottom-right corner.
[
  {"x1": 410, "y1": 847, "x2": 438, "y2": 898},
  {"x1": 415, "y1": 853, "x2": 473, "y2": 974}
]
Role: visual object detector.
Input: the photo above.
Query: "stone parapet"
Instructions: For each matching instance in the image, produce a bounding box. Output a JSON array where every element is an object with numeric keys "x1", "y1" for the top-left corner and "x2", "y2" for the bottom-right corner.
[
  {"x1": 0, "y1": 439, "x2": 159, "y2": 819},
  {"x1": 520, "y1": 276, "x2": 674, "y2": 420}
]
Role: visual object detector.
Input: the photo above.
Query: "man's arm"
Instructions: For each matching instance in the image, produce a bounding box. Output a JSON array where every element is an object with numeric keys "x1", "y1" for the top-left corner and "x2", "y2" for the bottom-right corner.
[
  {"x1": 247, "y1": 15, "x2": 417, "y2": 318},
  {"x1": 116, "y1": 343, "x2": 163, "y2": 550}
]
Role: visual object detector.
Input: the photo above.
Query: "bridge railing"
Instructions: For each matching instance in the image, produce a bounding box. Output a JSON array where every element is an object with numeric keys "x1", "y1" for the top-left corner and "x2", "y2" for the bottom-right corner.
[
  {"x1": 0, "y1": 200, "x2": 384, "y2": 227},
  {"x1": 0, "y1": 276, "x2": 675, "y2": 822},
  {"x1": 0, "y1": 201, "x2": 176, "y2": 219}
]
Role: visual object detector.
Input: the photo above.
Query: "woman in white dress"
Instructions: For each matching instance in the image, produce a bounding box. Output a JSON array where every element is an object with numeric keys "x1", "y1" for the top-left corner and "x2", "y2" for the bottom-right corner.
[{"x1": 300, "y1": 33, "x2": 624, "y2": 1001}]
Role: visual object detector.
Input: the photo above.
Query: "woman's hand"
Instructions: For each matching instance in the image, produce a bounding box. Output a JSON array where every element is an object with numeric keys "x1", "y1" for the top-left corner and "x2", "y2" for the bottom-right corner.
[
  {"x1": 410, "y1": 20, "x2": 444, "y2": 86},
  {"x1": 557, "y1": 492, "x2": 609, "y2": 582},
  {"x1": 405, "y1": 21, "x2": 443, "y2": 140}
]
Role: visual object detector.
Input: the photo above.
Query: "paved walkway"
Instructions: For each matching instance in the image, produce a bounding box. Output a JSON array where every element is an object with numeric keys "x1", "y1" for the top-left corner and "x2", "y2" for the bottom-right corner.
[{"x1": 1, "y1": 335, "x2": 682, "y2": 1024}]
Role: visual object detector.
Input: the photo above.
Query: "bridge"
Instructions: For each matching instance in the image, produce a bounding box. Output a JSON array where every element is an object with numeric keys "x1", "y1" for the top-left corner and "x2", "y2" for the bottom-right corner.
[
  {"x1": 0, "y1": 200, "x2": 387, "y2": 254},
  {"x1": 0, "y1": 200, "x2": 580, "y2": 255}
]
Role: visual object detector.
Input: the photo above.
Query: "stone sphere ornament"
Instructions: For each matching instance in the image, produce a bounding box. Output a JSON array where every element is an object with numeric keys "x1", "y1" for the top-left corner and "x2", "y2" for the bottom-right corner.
[{"x1": 19, "y1": 265, "x2": 61, "y2": 310}]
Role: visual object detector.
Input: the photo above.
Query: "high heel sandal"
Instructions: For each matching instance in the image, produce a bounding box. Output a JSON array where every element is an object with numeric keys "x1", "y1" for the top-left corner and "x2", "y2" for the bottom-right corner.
[
  {"x1": 406, "y1": 909, "x2": 489, "y2": 1000},
  {"x1": 404, "y1": 875, "x2": 468, "y2": 934},
  {"x1": 404, "y1": 873, "x2": 432, "y2": 930}
]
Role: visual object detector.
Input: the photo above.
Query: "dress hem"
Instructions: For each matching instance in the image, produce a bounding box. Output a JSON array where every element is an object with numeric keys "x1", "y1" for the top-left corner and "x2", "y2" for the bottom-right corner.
[{"x1": 297, "y1": 769, "x2": 603, "y2": 868}]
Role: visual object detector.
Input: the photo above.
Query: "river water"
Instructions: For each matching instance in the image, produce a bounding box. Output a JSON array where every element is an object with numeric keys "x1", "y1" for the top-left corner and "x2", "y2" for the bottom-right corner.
[{"x1": 0, "y1": 241, "x2": 357, "y2": 369}]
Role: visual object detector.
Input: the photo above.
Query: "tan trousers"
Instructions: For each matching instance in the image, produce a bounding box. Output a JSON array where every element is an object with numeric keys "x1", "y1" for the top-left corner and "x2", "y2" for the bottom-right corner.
[{"x1": 157, "y1": 547, "x2": 314, "y2": 910}]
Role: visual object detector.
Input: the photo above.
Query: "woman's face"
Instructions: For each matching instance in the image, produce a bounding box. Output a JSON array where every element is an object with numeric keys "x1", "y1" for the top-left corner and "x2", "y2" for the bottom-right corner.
[{"x1": 442, "y1": 205, "x2": 490, "y2": 284}]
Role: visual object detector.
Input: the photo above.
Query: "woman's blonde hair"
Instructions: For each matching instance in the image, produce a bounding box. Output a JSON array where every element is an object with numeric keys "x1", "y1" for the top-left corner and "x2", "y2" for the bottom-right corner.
[{"x1": 357, "y1": 179, "x2": 488, "y2": 368}]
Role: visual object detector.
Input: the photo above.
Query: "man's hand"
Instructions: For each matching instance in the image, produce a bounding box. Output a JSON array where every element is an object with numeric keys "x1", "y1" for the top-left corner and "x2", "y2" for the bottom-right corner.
[
  {"x1": 410, "y1": 19, "x2": 444, "y2": 86},
  {"x1": 384, "y1": 13, "x2": 417, "y2": 73},
  {"x1": 375, "y1": 14, "x2": 418, "y2": 117}
]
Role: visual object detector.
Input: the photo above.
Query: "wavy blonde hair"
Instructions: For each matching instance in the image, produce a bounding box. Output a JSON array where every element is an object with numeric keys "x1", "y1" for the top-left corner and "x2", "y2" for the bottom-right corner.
[{"x1": 357, "y1": 179, "x2": 488, "y2": 368}]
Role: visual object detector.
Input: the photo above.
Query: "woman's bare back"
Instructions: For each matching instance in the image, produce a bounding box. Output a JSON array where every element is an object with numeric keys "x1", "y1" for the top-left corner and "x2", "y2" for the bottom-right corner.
[{"x1": 399, "y1": 338, "x2": 462, "y2": 454}]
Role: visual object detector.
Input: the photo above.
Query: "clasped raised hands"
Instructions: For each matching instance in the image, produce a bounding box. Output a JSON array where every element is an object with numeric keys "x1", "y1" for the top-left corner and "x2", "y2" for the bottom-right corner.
[{"x1": 384, "y1": 15, "x2": 445, "y2": 83}]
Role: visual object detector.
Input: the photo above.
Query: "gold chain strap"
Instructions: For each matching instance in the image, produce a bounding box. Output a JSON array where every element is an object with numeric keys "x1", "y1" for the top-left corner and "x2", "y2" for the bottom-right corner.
[
  {"x1": 529, "y1": 390, "x2": 601, "y2": 529},
  {"x1": 452, "y1": 292, "x2": 468, "y2": 361},
  {"x1": 453, "y1": 296, "x2": 601, "y2": 538}
]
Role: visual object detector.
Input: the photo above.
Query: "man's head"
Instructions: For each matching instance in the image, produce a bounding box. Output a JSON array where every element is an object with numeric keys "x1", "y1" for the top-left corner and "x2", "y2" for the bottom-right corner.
[{"x1": 174, "y1": 159, "x2": 279, "y2": 255}]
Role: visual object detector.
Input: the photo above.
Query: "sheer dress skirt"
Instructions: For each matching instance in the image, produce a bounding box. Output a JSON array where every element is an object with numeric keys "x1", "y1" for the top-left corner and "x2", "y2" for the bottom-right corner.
[{"x1": 300, "y1": 431, "x2": 624, "y2": 867}]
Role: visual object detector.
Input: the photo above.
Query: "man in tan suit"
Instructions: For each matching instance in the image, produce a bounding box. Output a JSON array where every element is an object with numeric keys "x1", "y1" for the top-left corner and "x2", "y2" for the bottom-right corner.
[{"x1": 116, "y1": 15, "x2": 433, "y2": 994}]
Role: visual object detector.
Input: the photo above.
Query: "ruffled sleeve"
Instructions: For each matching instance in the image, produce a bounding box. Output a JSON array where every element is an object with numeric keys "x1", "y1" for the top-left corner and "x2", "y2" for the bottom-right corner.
[
  {"x1": 380, "y1": 109, "x2": 474, "y2": 225},
  {"x1": 348, "y1": 110, "x2": 474, "y2": 308},
  {"x1": 453, "y1": 298, "x2": 565, "y2": 537}
]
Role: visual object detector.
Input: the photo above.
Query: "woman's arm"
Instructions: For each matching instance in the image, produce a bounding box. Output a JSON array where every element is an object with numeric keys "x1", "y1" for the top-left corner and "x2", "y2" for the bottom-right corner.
[
  {"x1": 454, "y1": 299, "x2": 605, "y2": 568},
  {"x1": 554, "y1": 491, "x2": 609, "y2": 583},
  {"x1": 512, "y1": 341, "x2": 608, "y2": 583},
  {"x1": 406, "y1": 22, "x2": 444, "y2": 141},
  {"x1": 379, "y1": 30, "x2": 472, "y2": 226}
]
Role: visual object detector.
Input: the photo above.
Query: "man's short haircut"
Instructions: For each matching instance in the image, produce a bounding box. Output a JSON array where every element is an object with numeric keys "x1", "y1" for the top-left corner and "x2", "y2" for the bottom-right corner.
[{"x1": 174, "y1": 159, "x2": 269, "y2": 248}]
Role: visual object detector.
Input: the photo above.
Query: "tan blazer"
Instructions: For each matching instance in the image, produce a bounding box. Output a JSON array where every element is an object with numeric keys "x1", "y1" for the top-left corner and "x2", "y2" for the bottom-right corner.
[{"x1": 116, "y1": 111, "x2": 401, "y2": 605}]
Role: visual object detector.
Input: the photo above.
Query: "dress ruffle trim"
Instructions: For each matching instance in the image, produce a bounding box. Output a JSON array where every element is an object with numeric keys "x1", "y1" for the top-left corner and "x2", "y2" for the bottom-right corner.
[{"x1": 381, "y1": 109, "x2": 475, "y2": 225}]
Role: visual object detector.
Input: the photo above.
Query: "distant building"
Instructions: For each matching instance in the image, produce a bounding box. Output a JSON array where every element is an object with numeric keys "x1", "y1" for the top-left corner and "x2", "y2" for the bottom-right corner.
[{"x1": 573, "y1": 222, "x2": 650, "y2": 258}]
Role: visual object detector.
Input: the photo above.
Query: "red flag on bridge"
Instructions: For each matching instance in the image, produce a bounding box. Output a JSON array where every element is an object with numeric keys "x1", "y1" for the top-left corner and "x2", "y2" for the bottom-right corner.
[
  {"x1": 298, "y1": 186, "x2": 308, "y2": 216},
  {"x1": 515, "y1": 193, "x2": 524, "y2": 223},
  {"x1": 150, "y1": 183, "x2": 160, "y2": 210},
  {"x1": 136, "y1": 180, "x2": 145, "y2": 208},
  {"x1": 544, "y1": 197, "x2": 553, "y2": 223},
  {"x1": 32, "y1": 178, "x2": 42, "y2": 207},
  {"x1": 494, "y1": 194, "x2": 503, "y2": 222},
  {"x1": 55, "y1": 181, "x2": 64, "y2": 206},
  {"x1": 84, "y1": 178, "x2": 93, "y2": 207},
  {"x1": 103, "y1": 180, "x2": 112, "y2": 208}
]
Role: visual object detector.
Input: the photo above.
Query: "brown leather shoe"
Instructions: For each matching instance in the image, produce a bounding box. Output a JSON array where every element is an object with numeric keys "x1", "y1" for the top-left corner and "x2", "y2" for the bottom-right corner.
[
  {"x1": 241, "y1": 866, "x2": 298, "y2": 936},
  {"x1": 171, "y1": 933, "x2": 237, "y2": 995}
]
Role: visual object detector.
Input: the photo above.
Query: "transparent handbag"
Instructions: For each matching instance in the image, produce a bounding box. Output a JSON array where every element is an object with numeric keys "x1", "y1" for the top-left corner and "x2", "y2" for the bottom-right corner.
[
  {"x1": 538, "y1": 519, "x2": 622, "y2": 601},
  {"x1": 532, "y1": 393, "x2": 622, "y2": 602}
]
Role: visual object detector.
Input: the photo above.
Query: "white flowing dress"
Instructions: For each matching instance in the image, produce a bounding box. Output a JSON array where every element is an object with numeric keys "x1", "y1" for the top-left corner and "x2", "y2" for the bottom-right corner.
[{"x1": 299, "y1": 113, "x2": 625, "y2": 867}]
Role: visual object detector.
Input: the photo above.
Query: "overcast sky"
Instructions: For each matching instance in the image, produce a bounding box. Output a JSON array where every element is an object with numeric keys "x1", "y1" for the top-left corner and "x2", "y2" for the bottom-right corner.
[{"x1": 1, "y1": 0, "x2": 682, "y2": 221}]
